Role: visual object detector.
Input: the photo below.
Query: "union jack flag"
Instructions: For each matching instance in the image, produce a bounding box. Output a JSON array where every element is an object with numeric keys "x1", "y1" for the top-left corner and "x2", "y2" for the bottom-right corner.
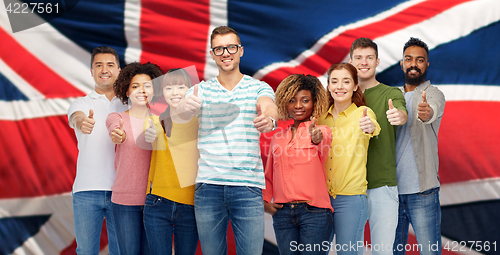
[{"x1": 1, "y1": 0, "x2": 499, "y2": 254}]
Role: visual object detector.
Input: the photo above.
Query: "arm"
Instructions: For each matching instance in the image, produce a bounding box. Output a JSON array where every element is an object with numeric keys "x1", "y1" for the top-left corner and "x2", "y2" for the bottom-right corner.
[
  {"x1": 386, "y1": 88, "x2": 408, "y2": 125},
  {"x1": 179, "y1": 84, "x2": 201, "y2": 121},
  {"x1": 263, "y1": 140, "x2": 283, "y2": 215},
  {"x1": 69, "y1": 109, "x2": 95, "y2": 134},
  {"x1": 253, "y1": 96, "x2": 279, "y2": 133},
  {"x1": 418, "y1": 89, "x2": 445, "y2": 124}
]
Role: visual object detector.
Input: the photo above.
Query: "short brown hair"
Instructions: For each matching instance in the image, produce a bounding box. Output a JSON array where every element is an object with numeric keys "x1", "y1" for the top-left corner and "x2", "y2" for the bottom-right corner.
[
  {"x1": 275, "y1": 74, "x2": 329, "y2": 121},
  {"x1": 349, "y1": 38, "x2": 378, "y2": 59},
  {"x1": 91, "y1": 46, "x2": 120, "y2": 68},
  {"x1": 210, "y1": 26, "x2": 241, "y2": 47},
  {"x1": 326, "y1": 63, "x2": 366, "y2": 107}
]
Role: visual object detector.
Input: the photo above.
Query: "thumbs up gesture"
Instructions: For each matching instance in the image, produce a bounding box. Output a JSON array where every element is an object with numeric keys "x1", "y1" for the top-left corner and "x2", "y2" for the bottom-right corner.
[
  {"x1": 183, "y1": 84, "x2": 202, "y2": 117},
  {"x1": 144, "y1": 118, "x2": 157, "y2": 143},
  {"x1": 253, "y1": 103, "x2": 274, "y2": 133},
  {"x1": 359, "y1": 107, "x2": 375, "y2": 134},
  {"x1": 81, "y1": 109, "x2": 96, "y2": 134},
  {"x1": 309, "y1": 117, "x2": 323, "y2": 144},
  {"x1": 418, "y1": 91, "x2": 432, "y2": 122},
  {"x1": 386, "y1": 99, "x2": 405, "y2": 125},
  {"x1": 111, "y1": 118, "x2": 126, "y2": 144}
]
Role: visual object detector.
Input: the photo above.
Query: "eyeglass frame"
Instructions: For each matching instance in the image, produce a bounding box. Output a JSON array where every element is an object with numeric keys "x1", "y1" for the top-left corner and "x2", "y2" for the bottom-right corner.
[{"x1": 211, "y1": 44, "x2": 242, "y2": 56}]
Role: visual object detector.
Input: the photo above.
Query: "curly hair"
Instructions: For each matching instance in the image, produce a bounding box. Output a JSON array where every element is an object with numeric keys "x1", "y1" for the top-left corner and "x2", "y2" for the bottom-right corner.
[
  {"x1": 275, "y1": 74, "x2": 329, "y2": 121},
  {"x1": 152, "y1": 68, "x2": 192, "y2": 137},
  {"x1": 326, "y1": 63, "x2": 367, "y2": 108},
  {"x1": 114, "y1": 62, "x2": 163, "y2": 105}
]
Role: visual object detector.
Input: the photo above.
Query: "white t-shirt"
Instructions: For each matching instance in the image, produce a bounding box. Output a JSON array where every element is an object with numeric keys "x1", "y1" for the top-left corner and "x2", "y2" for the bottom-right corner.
[{"x1": 67, "y1": 90, "x2": 128, "y2": 194}]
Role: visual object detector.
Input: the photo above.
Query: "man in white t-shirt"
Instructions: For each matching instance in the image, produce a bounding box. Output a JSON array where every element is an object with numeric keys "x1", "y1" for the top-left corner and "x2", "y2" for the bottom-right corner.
[{"x1": 67, "y1": 46, "x2": 127, "y2": 255}]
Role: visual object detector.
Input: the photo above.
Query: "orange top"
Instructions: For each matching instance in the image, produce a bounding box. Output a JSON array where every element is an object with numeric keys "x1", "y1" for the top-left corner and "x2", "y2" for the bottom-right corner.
[{"x1": 263, "y1": 121, "x2": 333, "y2": 211}]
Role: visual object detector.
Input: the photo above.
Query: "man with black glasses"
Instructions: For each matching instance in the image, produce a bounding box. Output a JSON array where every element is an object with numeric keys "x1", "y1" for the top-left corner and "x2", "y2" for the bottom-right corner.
[{"x1": 180, "y1": 26, "x2": 278, "y2": 255}]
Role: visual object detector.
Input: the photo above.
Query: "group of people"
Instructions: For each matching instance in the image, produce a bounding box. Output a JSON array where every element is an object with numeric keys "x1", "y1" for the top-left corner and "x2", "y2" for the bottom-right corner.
[{"x1": 68, "y1": 25, "x2": 445, "y2": 255}]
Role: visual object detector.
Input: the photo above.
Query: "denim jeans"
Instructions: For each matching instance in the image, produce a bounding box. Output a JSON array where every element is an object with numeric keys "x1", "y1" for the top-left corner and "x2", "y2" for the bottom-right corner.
[
  {"x1": 331, "y1": 195, "x2": 368, "y2": 255},
  {"x1": 393, "y1": 187, "x2": 441, "y2": 255},
  {"x1": 367, "y1": 185, "x2": 399, "y2": 255},
  {"x1": 72, "y1": 190, "x2": 119, "y2": 255},
  {"x1": 112, "y1": 202, "x2": 149, "y2": 255},
  {"x1": 272, "y1": 203, "x2": 333, "y2": 255},
  {"x1": 143, "y1": 194, "x2": 198, "y2": 254},
  {"x1": 194, "y1": 183, "x2": 264, "y2": 255}
]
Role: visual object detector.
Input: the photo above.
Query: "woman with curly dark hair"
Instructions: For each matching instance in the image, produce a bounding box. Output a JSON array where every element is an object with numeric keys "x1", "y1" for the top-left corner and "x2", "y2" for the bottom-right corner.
[
  {"x1": 262, "y1": 74, "x2": 333, "y2": 255},
  {"x1": 105, "y1": 61, "x2": 162, "y2": 255},
  {"x1": 318, "y1": 63, "x2": 380, "y2": 255}
]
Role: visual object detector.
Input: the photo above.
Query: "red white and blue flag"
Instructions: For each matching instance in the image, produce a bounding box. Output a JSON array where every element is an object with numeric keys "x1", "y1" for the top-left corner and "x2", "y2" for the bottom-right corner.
[{"x1": 1, "y1": 0, "x2": 499, "y2": 254}]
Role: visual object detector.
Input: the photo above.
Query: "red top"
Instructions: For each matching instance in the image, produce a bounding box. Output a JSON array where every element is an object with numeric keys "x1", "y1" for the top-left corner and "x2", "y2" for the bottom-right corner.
[{"x1": 263, "y1": 121, "x2": 333, "y2": 211}]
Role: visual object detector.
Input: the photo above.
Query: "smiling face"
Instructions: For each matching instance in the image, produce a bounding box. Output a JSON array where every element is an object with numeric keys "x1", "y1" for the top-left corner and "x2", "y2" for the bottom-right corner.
[
  {"x1": 401, "y1": 45, "x2": 429, "y2": 86},
  {"x1": 349, "y1": 47, "x2": 380, "y2": 81},
  {"x1": 91, "y1": 53, "x2": 120, "y2": 92},
  {"x1": 287, "y1": 89, "x2": 314, "y2": 123},
  {"x1": 126, "y1": 74, "x2": 154, "y2": 107},
  {"x1": 163, "y1": 84, "x2": 189, "y2": 109},
  {"x1": 328, "y1": 68, "x2": 358, "y2": 105},
  {"x1": 210, "y1": 33, "x2": 243, "y2": 73}
]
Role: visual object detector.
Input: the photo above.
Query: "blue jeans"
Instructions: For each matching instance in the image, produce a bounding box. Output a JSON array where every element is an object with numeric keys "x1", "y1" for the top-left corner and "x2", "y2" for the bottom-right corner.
[
  {"x1": 393, "y1": 187, "x2": 441, "y2": 255},
  {"x1": 72, "y1": 190, "x2": 118, "y2": 255},
  {"x1": 194, "y1": 183, "x2": 264, "y2": 255},
  {"x1": 272, "y1": 203, "x2": 333, "y2": 255},
  {"x1": 331, "y1": 195, "x2": 367, "y2": 255},
  {"x1": 143, "y1": 194, "x2": 198, "y2": 254},
  {"x1": 112, "y1": 202, "x2": 149, "y2": 255},
  {"x1": 367, "y1": 185, "x2": 399, "y2": 255}
]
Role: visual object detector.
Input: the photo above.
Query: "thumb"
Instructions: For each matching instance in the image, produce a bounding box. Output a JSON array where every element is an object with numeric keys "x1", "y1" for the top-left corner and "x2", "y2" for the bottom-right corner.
[
  {"x1": 256, "y1": 103, "x2": 262, "y2": 116},
  {"x1": 193, "y1": 84, "x2": 198, "y2": 97},
  {"x1": 88, "y1": 109, "x2": 94, "y2": 119},
  {"x1": 311, "y1": 117, "x2": 317, "y2": 127},
  {"x1": 388, "y1": 99, "x2": 394, "y2": 110},
  {"x1": 362, "y1": 107, "x2": 368, "y2": 117},
  {"x1": 119, "y1": 119, "x2": 124, "y2": 131},
  {"x1": 422, "y1": 91, "x2": 427, "y2": 103},
  {"x1": 149, "y1": 119, "x2": 154, "y2": 128}
]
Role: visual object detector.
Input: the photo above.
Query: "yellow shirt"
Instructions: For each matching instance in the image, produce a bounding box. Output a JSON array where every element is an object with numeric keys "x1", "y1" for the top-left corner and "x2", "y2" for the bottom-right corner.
[
  {"x1": 318, "y1": 103, "x2": 380, "y2": 198},
  {"x1": 147, "y1": 117, "x2": 199, "y2": 205}
]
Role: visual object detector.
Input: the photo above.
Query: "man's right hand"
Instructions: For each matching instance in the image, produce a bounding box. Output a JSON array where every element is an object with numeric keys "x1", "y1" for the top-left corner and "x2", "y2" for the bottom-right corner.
[
  {"x1": 264, "y1": 201, "x2": 283, "y2": 215},
  {"x1": 183, "y1": 84, "x2": 202, "y2": 117},
  {"x1": 80, "y1": 109, "x2": 95, "y2": 134}
]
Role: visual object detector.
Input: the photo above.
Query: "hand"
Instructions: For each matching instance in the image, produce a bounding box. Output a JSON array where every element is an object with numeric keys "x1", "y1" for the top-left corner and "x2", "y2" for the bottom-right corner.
[
  {"x1": 359, "y1": 107, "x2": 375, "y2": 134},
  {"x1": 80, "y1": 109, "x2": 96, "y2": 134},
  {"x1": 309, "y1": 117, "x2": 323, "y2": 144},
  {"x1": 183, "y1": 84, "x2": 202, "y2": 116},
  {"x1": 418, "y1": 91, "x2": 432, "y2": 122},
  {"x1": 111, "y1": 119, "x2": 126, "y2": 144},
  {"x1": 386, "y1": 99, "x2": 404, "y2": 125},
  {"x1": 253, "y1": 103, "x2": 273, "y2": 133},
  {"x1": 145, "y1": 119, "x2": 157, "y2": 143},
  {"x1": 264, "y1": 201, "x2": 283, "y2": 215}
]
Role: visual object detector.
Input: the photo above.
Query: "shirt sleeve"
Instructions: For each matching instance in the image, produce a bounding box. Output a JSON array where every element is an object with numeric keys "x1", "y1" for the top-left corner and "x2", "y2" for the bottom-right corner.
[
  {"x1": 106, "y1": 112, "x2": 122, "y2": 137},
  {"x1": 366, "y1": 106, "x2": 381, "y2": 137},
  {"x1": 420, "y1": 87, "x2": 445, "y2": 124},
  {"x1": 67, "y1": 97, "x2": 86, "y2": 123},
  {"x1": 257, "y1": 81, "x2": 275, "y2": 101},
  {"x1": 389, "y1": 87, "x2": 408, "y2": 114},
  {"x1": 317, "y1": 125, "x2": 333, "y2": 163},
  {"x1": 262, "y1": 138, "x2": 275, "y2": 203}
]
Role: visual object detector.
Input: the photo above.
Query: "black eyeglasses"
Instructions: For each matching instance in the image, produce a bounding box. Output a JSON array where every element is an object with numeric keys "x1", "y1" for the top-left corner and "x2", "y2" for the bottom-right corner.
[{"x1": 211, "y1": 44, "x2": 241, "y2": 56}]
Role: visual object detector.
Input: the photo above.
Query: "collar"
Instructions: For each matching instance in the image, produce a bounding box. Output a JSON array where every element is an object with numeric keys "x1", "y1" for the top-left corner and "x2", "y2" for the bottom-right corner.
[{"x1": 327, "y1": 102, "x2": 358, "y2": 118}]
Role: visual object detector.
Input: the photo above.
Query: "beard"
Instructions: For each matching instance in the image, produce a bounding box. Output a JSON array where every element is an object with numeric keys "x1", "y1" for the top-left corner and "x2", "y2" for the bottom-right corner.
[{"x1": 404, "y1": 66, "x2": 426, "y2": 85}]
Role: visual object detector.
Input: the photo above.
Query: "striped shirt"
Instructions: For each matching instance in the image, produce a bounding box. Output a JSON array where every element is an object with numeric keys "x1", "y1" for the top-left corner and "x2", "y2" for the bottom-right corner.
[{"x1": 186, "y1": 75, "x2": 275, "y2": 188}]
